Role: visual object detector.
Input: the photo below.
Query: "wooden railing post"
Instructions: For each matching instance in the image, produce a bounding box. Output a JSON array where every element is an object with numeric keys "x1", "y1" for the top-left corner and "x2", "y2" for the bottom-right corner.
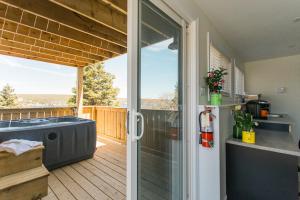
[{"x1": 76, "y1": 67, "x2": 84, "y2": 117}]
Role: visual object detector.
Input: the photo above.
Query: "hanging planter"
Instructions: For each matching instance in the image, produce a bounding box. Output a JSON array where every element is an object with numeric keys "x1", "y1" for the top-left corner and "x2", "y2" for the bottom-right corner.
[{"x1": 205, "y1": 67, "x2": 227, "y2": 106}]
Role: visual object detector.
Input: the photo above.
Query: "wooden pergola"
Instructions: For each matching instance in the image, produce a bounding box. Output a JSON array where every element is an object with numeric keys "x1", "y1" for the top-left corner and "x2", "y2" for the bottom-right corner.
[
  {"x1": 0, "y1": 0, "x2": 173, "y2": 114},
  {"x1": 0, "y1": 0, "x2": 127, "y2": 114},
  {"x1": 0, "y1": 0, "x2": 127, "y2": 67}
]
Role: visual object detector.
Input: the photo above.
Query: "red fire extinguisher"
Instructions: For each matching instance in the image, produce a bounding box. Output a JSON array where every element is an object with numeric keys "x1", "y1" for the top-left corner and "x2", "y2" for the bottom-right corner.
[{"x1": 199, "y1": 109, "x2": 214, "y2": 148}]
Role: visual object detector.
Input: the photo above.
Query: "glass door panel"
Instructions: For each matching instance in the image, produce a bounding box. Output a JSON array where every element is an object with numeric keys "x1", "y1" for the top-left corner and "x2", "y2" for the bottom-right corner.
[{"x1": 137, "y1": 1, "x2": 183, "y2": 199}]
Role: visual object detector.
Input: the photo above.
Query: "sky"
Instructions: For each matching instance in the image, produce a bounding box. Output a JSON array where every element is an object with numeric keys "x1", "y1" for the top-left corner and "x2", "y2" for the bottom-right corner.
[
  {"x1": 0, "y1": 38, "x2": 178, "y2": 99},
  {"x1": 140, "y1": 38, "x2": 178, "y2": 99},
  {"x1": 103, "y1": 54, "x2": 127, "y2": 98},
  {"x1": 0, "y1": 55, "x2": 77, "y2": 95},
  {"x1": 104, "y1": 38, "x2": 179, "y2": 99}
]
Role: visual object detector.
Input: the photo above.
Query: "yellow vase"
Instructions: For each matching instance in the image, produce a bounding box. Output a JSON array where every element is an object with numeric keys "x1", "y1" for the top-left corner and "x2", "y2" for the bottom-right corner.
[{"x1": 242, "y1": 131, "x2": 255, "y2": 144}]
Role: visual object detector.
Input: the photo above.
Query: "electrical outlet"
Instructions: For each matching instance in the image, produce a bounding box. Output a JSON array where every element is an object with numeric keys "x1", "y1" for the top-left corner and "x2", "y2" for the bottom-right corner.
[{"x1": 277, "y1": 87, "x2": 286, "y2": 94}]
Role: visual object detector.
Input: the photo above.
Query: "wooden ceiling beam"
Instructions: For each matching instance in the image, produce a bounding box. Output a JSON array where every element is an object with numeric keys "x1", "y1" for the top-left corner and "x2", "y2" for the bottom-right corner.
[
  {"x1": 0, "y1": 34, "x2": 98, "y2": 64},
  {"x1": 101, "y1": 0, "x2": 127, "y2": 15},
  {"x1": 0, "y1": 2, "x2": 125, "y2": 55},
  {"x1": 49, "y1": 0, "x2": 127, "y2": 34},
  {"x1": 0, "y1": 30, "x2": 100, "y2": 64},
  {"x1": 0, "y1": 0, "x2": 127, "y2": 48},
  {"x1": 0, "y1": 40, "x2": 90, "y2": 66},
  {"x1": 48, "y1": 0, "x2": 169, "y2": 46},
  {"x1": 0, "y1": 18, "x2": 112, "y2": 60},
  {"x1": 0, "y1": 46, "x2": 86, "y2": 67},
  {"x1": 0, "y1": 19, "x2": 106, "y2": 63}
]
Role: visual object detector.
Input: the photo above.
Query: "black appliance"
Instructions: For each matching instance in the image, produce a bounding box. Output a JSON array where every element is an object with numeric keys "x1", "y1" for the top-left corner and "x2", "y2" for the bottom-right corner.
[{"x1": 246, "y1": 100, "x2": 270, "y2": 119}]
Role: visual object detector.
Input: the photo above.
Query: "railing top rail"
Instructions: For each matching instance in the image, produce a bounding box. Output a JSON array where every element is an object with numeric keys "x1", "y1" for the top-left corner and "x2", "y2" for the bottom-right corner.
[
  {"x1": 82, "y1": 105, "x2": 177, "y2": 112},
  {"x1": 0, "y1": 106, "x2": 75, "y2": 111},
  {"x1": 83, "y1": 105, "x2": 126, "y2": 108}
]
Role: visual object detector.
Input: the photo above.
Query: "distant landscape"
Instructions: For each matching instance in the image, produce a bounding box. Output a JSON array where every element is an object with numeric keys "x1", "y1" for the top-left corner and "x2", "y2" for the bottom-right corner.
[
  {"x1": 16, "y1": 94, "x2": 127, "y2": 108},
  {"x1": 13, "y1": 95, "x2": 174, "y2": 110},
  {"x1": 16, "y1": 94, "x2": 72, "y2": 108}
]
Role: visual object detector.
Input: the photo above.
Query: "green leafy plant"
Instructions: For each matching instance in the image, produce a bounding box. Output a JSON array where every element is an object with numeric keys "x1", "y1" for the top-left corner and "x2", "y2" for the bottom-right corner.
[
  {"x1": 205, "y1": 67, "x2": 228, "y2": 93},
  {"x1": 233, "y1": 105, "x2": 244, "y2": 138},
  {"x1": 233, "y1": 110, "x2": 244, "y2": 129},
  {"x1": 233, "y1": 105, "x2": 259, "y2": 138},
  {"x1": 243, "y1": 113, "x2": 258, "y2": 132}
]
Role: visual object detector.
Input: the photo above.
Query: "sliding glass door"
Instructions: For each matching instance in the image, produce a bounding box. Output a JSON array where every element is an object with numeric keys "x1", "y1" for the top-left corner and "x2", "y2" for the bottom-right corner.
[{"x1": 127, "y1": 0, "x2": 186, "y2": 199}]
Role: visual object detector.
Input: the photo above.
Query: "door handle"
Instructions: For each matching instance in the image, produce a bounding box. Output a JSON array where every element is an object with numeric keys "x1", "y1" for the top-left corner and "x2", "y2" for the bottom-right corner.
[{"x1": 133, "y1": 111, "x2": 144, "y2": 141}]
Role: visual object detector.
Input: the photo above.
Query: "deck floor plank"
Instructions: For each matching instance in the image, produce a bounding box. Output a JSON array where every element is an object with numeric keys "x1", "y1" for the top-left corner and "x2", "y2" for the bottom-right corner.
[
  {"x1": 47, "y1": 173, "x2": 76, "y2": 200},
  {"x1": 72, "y1": 163, "x2": 125, "y2": 200},
  {"x1": 43, "y1": 139, "x2": 127, "y2": 200},
  {"x1": 62, "y1": 165, "x2": 111, "y2": 200},
  {"x1": 52, "y1": 168, "x2": 95, "y2": 200},
  {"x1": 96, "y1": 145, "x2": 127, "y2": 162},
  {"x1": 79, "y1": 161, "x2": 126, "y2": 195},
  {"x1": 96, "y1": 148, "x2": 126, "y2": 169},
  {"x1": 93, "y1": 155, "x2": 126, "y2": 176},
  {"x1": 87, "y1": 159, "x2": 126, "y2": 185},
  {"x1": 42, "y1": 187, "x2": 59, "y2": 200},
  {"x1": 43, "y1": 138, "x2": 173, "y2": 200}
]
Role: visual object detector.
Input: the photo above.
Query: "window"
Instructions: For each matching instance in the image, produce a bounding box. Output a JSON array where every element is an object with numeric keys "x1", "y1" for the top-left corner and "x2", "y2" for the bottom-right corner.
[
  {"x1": 209, "y1": 45, "x2": 232, "y2": 95},
  {"x1": 234, "y1": 64, "x2": 245, "y2": 95}
]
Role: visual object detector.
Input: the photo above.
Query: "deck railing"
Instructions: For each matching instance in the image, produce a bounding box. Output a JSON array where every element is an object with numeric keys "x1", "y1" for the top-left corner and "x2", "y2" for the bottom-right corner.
[
  {"x1": 139, "y1": 109, "x2": 179, "y2": 157},
  {"x1": 82, "y1": 106, "x2": 127, "y2": 143},
  {"x1": 0, "y1": 107, "x2": 75, "y2": 120},
  {"x1": 0, "y1": 106, "x2": 178, "y2": 156},
  {"x1": 83, "y1": 106, "x2": 179, "y2": 157}
]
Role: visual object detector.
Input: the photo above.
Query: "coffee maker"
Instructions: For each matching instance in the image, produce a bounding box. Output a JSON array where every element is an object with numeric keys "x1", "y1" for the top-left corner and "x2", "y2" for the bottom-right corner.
[{"x1": 246, "y1": 100, "x2": 270, "y2": 119}]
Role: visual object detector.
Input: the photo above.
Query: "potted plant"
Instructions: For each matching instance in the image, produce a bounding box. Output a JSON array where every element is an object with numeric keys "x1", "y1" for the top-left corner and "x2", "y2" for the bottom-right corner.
[
  {"x1": 233, "y1": 105, "x2": 243, "y2": 139},
  {"x1": 205, "y1": 67, "x2": 227, "y2": 105},
  {"x1": 242, "y1": 113, "x2": 258, "y2": 144}
]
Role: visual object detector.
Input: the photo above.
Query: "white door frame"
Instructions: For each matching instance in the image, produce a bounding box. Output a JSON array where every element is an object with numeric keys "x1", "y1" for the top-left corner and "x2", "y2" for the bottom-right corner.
[
  {"x1": 126, "y1": 0, "x2": 138, "y2": 199},
  {"x1": 127, "y1": 0, "x2": 198, "y2": 200}
]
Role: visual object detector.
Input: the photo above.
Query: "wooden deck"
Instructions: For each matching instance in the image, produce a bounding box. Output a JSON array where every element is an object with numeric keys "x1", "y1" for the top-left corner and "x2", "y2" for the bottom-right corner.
[
  {"x1": 42, "y1": 136, "x2": 174, "y2": 200},
  {"x1": 43, "y1": 138, "x2": 126, "y2": 200}
]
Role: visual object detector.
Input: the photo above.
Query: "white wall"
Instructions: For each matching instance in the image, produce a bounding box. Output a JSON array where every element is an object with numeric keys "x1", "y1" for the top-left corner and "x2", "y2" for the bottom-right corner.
[
  {"x1": 245, "y1": 54, "x2": 300, "y2": 139},
  {"x1": 164, "y1": 0, "x2": 245, "y2": 104}
]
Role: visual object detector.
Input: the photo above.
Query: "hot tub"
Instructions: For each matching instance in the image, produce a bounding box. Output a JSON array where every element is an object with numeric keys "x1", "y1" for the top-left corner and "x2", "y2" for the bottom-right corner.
[{"x1": 0, "y1": 116, "x2": 96, "y2": 170}]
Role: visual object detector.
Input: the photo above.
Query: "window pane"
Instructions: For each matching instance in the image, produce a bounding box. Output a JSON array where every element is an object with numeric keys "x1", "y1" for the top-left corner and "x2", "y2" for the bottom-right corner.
[
  {"x1": 234, "y1": 65, "x2": 244, "y2": 95},
  {"x1": 209, "y1": 45, "x2": 232, "y2": 94}
]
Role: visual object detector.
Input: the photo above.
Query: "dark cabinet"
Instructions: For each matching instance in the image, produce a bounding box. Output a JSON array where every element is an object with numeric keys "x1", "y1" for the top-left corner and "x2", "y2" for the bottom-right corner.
[{"x1": 226, "y1": 143, "x2": 298, "y2": 200}]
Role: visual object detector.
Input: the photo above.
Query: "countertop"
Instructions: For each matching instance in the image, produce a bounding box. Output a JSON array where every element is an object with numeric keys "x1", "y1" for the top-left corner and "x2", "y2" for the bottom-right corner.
[
  {"x1": 254, "y1": 115, "x2": 294, "y2": 125},
  {"x1": 226, "y1": 129, "x2": 300, "y2": 157}
]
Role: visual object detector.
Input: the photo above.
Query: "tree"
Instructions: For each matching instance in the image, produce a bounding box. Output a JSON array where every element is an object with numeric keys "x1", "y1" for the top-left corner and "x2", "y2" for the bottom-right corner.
[
  {"x1": 68, "y1": 87, "x2": 77, "y2": 106},
  {"x1": 171, "y1": 83, "x2": 179, "y2": 110},
  {"x1": 68, "y1": 63, "x2": 119, "y2": 106},
  {"x1": 0, "y1": 84, "x2": 18, "y2": 108}
]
